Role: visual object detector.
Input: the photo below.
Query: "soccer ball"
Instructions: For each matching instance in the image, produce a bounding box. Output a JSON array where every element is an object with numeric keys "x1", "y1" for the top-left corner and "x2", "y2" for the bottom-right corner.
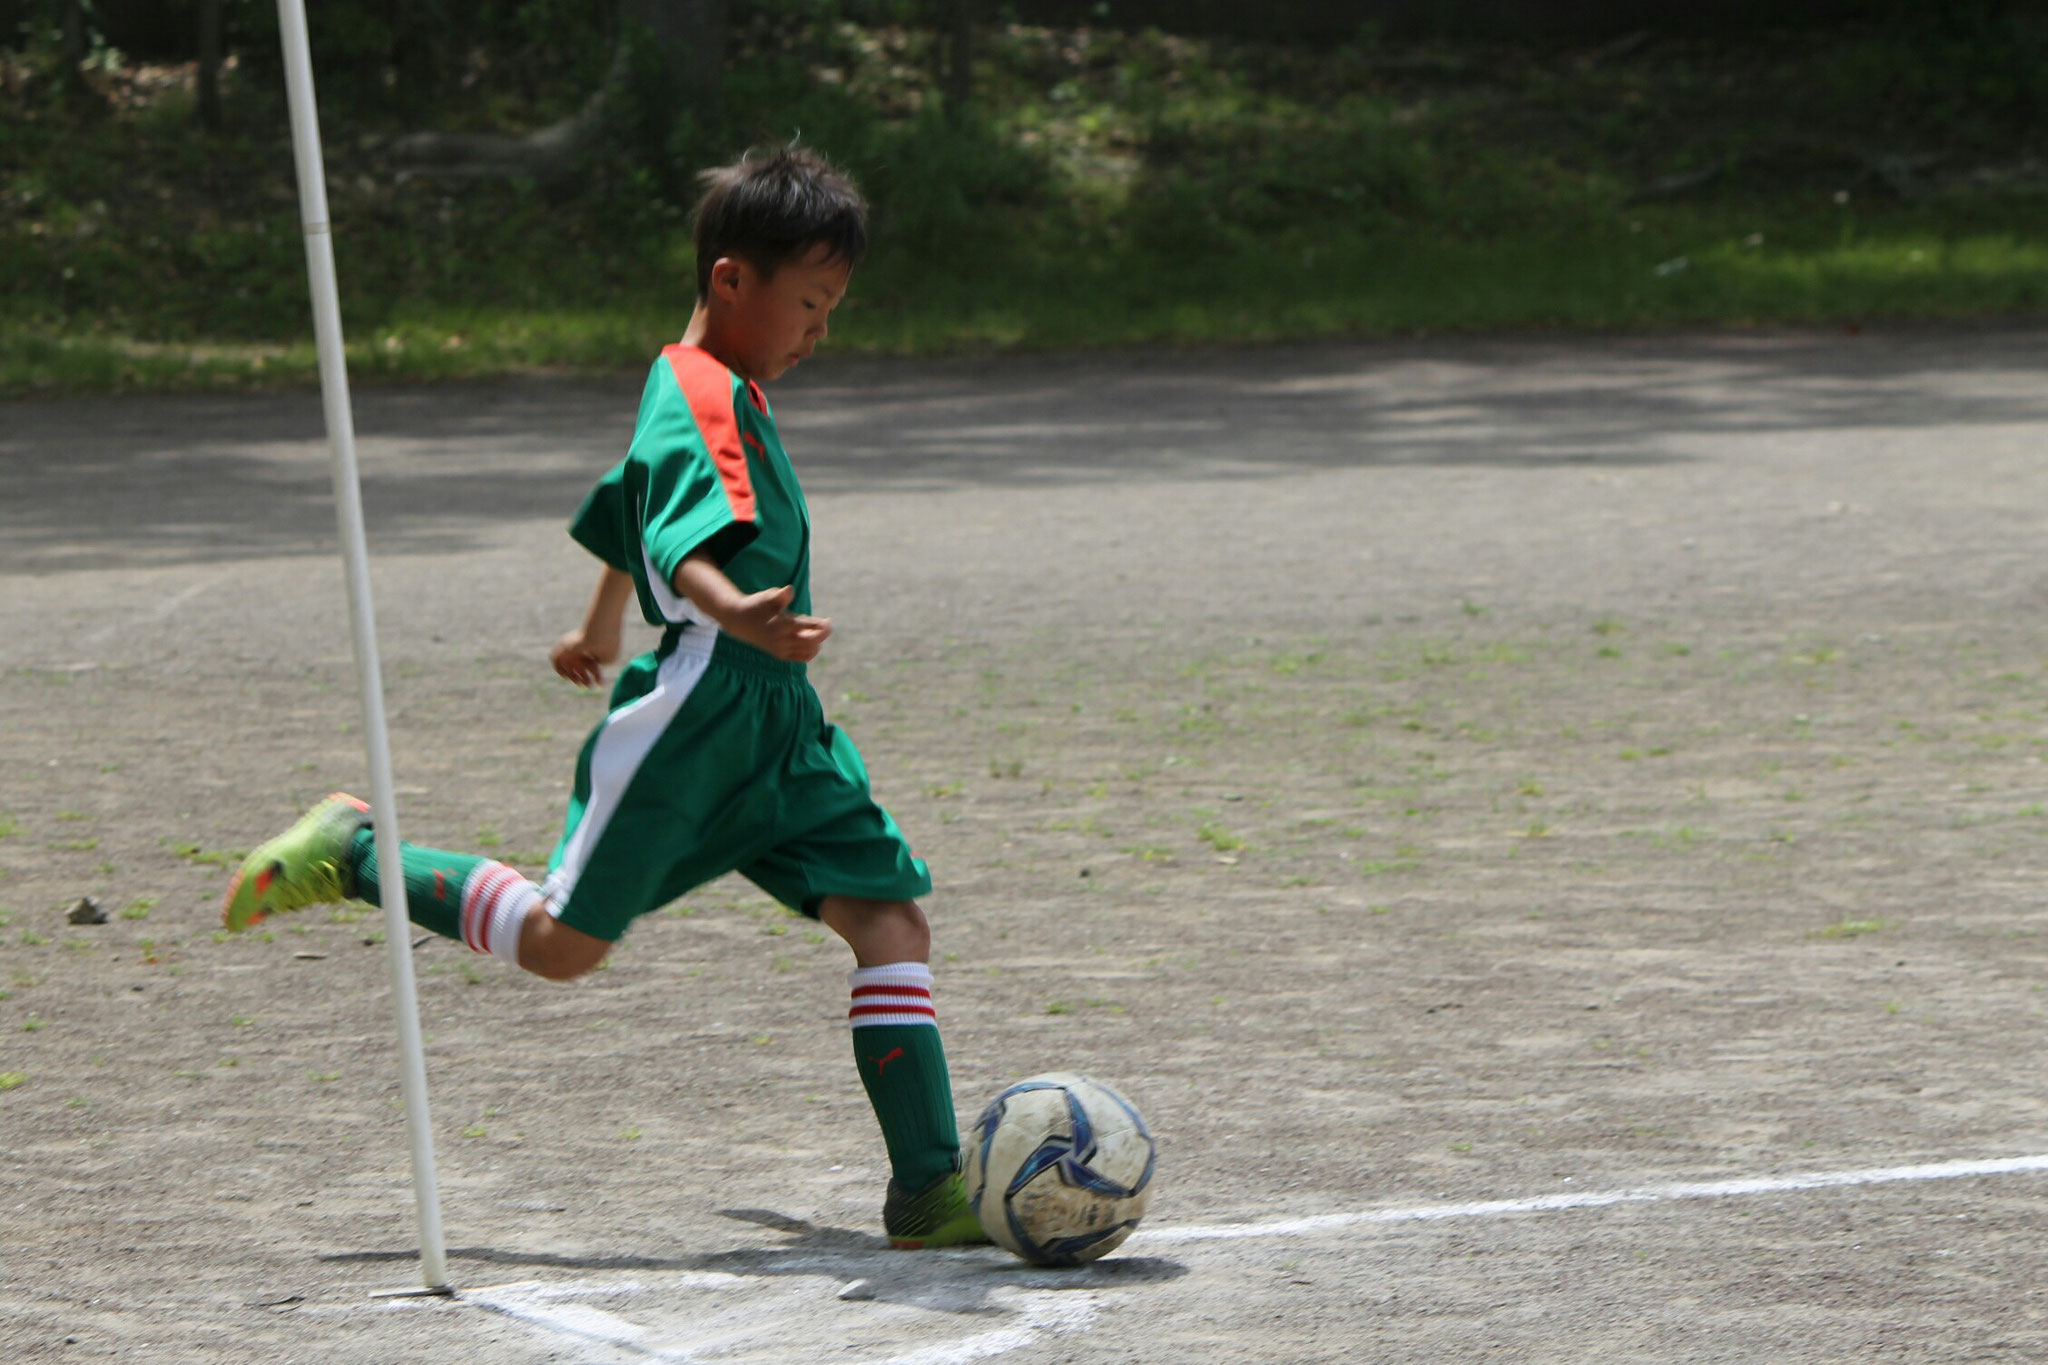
[{"x1": 962, "y1": 1071, "x2": 1156, "y2": 1266}]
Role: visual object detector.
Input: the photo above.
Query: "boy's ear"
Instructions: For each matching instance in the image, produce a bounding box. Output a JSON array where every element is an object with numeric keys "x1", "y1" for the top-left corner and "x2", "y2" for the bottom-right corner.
[{"x1": 709, "y1": 256, "x2": 747, "y2": 303}]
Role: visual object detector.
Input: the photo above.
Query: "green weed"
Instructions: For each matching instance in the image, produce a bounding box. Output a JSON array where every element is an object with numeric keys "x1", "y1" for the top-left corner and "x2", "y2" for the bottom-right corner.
[
  {"x1": 1813, "y1": 919, "x2": 1887, "y2": 939},
  {"x1": 163, "y1": 839, "x2": 245, "y2": 868}
]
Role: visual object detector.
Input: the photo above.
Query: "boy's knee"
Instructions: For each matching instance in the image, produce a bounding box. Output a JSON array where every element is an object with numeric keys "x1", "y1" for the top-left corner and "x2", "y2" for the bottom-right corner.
[
  {"x1": 881, "y1": 900, "x2": 931, "y2": 958},
  {"x1": 517, "y1": 910, "x2": 612, "y2": 981},
  {"x1": 820, "y1": 896, "x2": 930, "y2": 964}
]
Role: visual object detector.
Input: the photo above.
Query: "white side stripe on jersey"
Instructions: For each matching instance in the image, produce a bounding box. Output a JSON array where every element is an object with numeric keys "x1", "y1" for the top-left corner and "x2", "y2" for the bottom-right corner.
[{"x1": 636, "y1": 508, "x2": 716, "y2": 631}]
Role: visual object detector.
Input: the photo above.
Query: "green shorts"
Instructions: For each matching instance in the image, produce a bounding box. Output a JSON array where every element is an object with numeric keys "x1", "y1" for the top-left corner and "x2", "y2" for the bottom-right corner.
[{"x1": 540, "y1": 628, "x2": 931, "y2": 941}]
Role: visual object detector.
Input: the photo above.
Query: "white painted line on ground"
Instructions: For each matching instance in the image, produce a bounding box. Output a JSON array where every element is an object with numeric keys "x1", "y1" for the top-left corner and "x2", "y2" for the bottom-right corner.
[
  {"x1": 457, "y1": 1276, "x2": 1096, "y2": 1365},
  {"x1": 83, "y1": 577, "x2": 216, "y2": 645},
  {"x1": 384, "y1": 1152, "x2": 2048, "y2": 1363},
  {"x1": 1139, "y1": 1152, "x2": 2048, "y2": 1245},
  {"x1": 870, "y1": 1294, "x2": 1097, "y2": 1365},
  {"x1": 465, "y1": 1280, "x2": 686, "y2": 1362}
]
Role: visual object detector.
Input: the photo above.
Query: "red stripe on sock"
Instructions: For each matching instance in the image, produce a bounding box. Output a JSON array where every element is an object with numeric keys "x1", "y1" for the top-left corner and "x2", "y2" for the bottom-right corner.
[
  {"x1": 482, "y1": 869, "x2": 525, "y2": 951},
  {"x1": 464, "y1": 866, "x2": 520, "y2": 954},
  {"x1": 851, "y1": 984, "x2": 931, "y2": 999},
  {"x1": 849, "y1": 1003, "x2": 937, "y2": 1018}
]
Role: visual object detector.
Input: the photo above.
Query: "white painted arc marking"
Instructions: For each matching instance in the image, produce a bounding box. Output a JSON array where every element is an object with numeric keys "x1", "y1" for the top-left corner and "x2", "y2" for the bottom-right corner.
[
  {"x1": 1138, "y1": 1152, "x2": 2048, "y2": 1245},
  {"x1": 83, "y1": 577, "x2": 217, "y2": 645},
  {"x1": 420, "y1": 1154, "x2": 2048, "y2": 1364},
  {"x1": 467, "y1": 1284, "x2": 677, "y2": 1362},
  {"x1": 872, "y1": 1295, "x2": 1097, "y2": 1365},
  {"x1": 462, "y1": 1278, "x2": 1096, "y2": 1365}
]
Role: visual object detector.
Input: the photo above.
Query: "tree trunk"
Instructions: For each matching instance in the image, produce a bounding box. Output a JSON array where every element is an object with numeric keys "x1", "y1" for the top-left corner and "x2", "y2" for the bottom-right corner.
[
  {"x1": 938, "y1": 0, "x2": 972, "y2": 122},
  {"x1": 60, "y1": 0, "x2": 87, "y2": 88},
  {"x1": 196, "y1": 0, "x2": 223, "y2": 132},
  {"x1": 390, "y1": 0, "x2": 728, "y2": 183},
  {"x1": 622, "y1": 0, "x2": 726, "y2": 121}
]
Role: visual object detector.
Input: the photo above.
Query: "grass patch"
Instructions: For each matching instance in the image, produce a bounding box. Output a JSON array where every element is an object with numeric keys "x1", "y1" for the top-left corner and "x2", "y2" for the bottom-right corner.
[
  {"x1": 1811, "y1": 918, "x2": 1888, "y2": 939},
  {"x1": 6, "y1": 21, "x2": 2048, "y2": 394},
  {"x1": 163, "y1": 839, "x2": 245, "y2": 869}
]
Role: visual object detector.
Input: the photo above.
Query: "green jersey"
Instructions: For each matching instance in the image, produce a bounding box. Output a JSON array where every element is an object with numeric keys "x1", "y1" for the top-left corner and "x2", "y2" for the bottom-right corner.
[
  {"x1": 545, "y1": 342, "x2": 928, "y2": 937},
  {"x1": 569, "y1": 343, "x2": 813, "y2": 630}
]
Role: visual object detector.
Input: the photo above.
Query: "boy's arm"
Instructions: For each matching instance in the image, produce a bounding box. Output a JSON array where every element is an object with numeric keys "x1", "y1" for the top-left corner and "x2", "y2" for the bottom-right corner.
[
  {"x1": 551, "y1": 565, "x2": 635, "y2": 687},
  {"x1": 673, "y1": 552, "x2": 833, "y2": 663}
]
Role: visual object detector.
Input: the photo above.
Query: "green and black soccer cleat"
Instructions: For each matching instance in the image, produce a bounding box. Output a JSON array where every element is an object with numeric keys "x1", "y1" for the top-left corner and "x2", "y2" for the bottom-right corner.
[
  {"x1": 222, "y1": 792, "x2": 370, "y2": 932},
  {"x1": 883, "y1": 1171, "x2": 990, "y2": 1250}
]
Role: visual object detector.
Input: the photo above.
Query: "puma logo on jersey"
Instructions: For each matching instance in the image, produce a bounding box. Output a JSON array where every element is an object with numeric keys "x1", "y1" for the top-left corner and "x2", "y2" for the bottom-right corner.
[{"x1": 869, "y1": 1047, "x2": 906, "y2": 1075}]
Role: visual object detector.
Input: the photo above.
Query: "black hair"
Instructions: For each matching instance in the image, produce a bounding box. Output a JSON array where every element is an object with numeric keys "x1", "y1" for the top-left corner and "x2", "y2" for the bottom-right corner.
[{"x1": 691, "y1": 145, "x2": 868, "y2": 299}]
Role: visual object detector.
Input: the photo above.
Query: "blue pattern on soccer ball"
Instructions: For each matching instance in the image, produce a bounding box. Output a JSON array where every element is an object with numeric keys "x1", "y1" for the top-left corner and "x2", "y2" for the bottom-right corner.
[
  {"x1": 983, "y1": 1080, "x2": 1157, "y2": 1195},
  {"x1": 970, "y1": 1076, "x2": 1156, "y2": 1265}
]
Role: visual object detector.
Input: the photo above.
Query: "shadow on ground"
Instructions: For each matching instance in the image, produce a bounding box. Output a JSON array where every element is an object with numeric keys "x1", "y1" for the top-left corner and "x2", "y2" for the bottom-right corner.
[
  {"x1": 317, "y1": 1206, "x2": 1187, "y2": 1316},
  {"x1": 6, "y1": 328, "x2": 2045, "y2": 573}
]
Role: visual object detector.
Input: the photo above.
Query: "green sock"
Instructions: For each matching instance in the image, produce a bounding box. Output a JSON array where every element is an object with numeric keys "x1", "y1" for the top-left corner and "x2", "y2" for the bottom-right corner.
[
  {"x1": 348, "y1": 828, "x2": 485, "y2": 944},
  {"x1": 853, "y1": 1021, "x2": 961, "y2": 1191}
]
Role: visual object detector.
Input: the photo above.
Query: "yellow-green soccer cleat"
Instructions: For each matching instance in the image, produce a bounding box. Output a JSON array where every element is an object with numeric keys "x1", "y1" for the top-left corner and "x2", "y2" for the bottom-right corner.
[
  {"x1": 221, "y1": 793, "x2": 370, "y2": 932},
  {"x1": 884, "y1": 1172, "x2": 990, "y2": 1250}
]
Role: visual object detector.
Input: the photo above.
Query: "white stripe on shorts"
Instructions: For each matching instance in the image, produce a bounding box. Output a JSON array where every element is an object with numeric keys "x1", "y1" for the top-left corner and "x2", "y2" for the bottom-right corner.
[{"x1": 540, "y1": 632, "x2": 716, "y2": 914}]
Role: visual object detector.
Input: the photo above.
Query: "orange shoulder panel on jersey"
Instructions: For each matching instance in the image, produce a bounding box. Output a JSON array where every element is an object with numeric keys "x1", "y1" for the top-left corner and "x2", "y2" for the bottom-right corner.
[{"x1": 661, "y1": 343, "x2": 757, "y2": 526}]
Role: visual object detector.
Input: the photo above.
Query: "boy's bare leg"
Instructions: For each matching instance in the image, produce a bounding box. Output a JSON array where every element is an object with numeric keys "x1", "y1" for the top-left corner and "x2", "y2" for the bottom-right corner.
[
  {"x1": 819, "y1": 896, "x2": 986, "y2": 1248},
  {"x1": 518, "y1": 911, "x2": 611, "y2": 980},
  {"x1": 819, "y1": 895, "x2": 929, "y2": 966}
]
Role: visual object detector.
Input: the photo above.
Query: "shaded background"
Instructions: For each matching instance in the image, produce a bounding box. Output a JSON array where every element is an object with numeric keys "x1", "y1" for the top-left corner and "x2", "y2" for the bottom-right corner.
[{"x1": 3, "y1": 0, "x2": 2045, "y2": 391}]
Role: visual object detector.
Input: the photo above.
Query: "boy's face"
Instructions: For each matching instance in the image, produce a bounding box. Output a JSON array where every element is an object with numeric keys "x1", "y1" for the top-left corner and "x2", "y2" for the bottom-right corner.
[{"x1": 706, "y1": 243, "x2": 852, "y2": 383}]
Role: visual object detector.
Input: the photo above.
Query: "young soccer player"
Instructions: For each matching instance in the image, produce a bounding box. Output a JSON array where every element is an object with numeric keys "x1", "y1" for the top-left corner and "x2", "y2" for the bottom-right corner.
[{"x1": 222, "y1": 145, "x2": 985, "y2": 1250}]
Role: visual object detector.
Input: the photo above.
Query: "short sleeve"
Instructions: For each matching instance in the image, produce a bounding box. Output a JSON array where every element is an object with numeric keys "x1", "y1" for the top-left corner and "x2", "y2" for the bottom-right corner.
[
  {"x1": 566, "y1": 460, "x2": 633, "y2": 574},
  {"x1": 565, "y1": 351, "x2": 762, "y2": 623}
]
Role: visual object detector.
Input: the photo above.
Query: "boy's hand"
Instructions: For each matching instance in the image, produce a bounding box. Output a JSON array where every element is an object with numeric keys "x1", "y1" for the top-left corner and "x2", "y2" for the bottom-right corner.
[
  {"x1": 551, "y1": 626, "x2": 620, "y2": 688},
  {"x1": 554, "y1": 565, "x2": 633, "y2": 687},
  {"x1": 722, "y1": 585, "x2": 833, "y2": 663}
]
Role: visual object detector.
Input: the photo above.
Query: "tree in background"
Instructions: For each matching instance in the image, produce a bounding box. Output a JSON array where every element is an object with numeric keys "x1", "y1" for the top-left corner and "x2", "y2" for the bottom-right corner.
[
  {"x1": 936, "y1": 0, "x2": 972, "y2": 120},
  {"x1": 381, "y1": 0, "x2": 726, "y2": 182},
  {"x1": 195, "y1": 0, "x2": 220, "y2": 130}
]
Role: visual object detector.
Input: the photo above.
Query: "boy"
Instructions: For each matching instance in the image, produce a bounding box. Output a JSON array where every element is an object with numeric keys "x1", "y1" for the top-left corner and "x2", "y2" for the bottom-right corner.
[{"x1": 222, "y1": 145, "x2": 985, "y2": 1250}]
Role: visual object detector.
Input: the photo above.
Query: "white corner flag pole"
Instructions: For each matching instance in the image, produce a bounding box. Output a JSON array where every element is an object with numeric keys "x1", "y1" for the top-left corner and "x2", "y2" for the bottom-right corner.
[{"x1": 273, "y1": 0, "x2": 451, "y2": 1295}]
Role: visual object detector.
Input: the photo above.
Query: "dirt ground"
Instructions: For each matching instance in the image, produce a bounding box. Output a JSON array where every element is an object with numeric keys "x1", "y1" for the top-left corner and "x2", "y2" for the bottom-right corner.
[{"x1": 7, "y1": 326, "x2": 2048, "y2": 1363}]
